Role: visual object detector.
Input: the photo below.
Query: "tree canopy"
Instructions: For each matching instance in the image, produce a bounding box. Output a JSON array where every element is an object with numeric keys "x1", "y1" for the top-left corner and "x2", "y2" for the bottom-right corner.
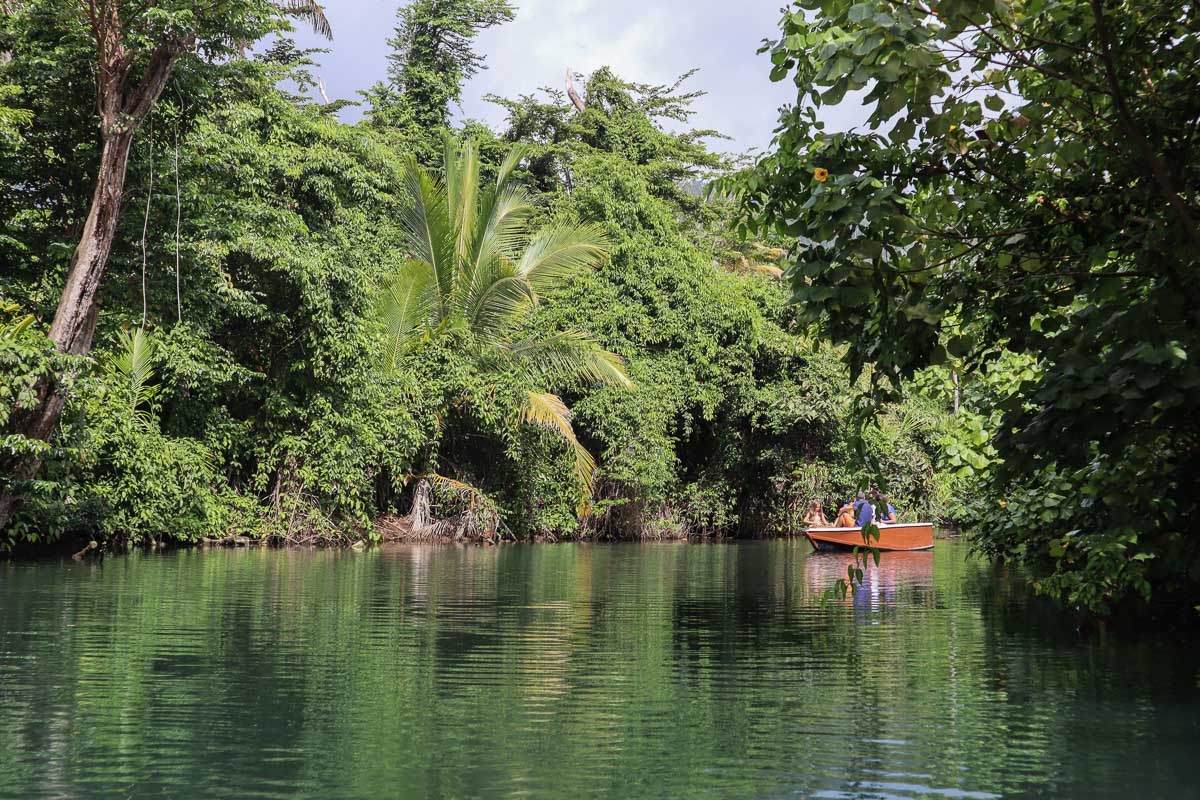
[
  {"x1": 723, "y1": 0, "x2": 1200, "y2": 614},
  {"x1": 1, "y1": 0, "x2": 1189, "y2": 620},
  {"x1": 365, "y1": 0, "x2": 515, "y2": 157}
]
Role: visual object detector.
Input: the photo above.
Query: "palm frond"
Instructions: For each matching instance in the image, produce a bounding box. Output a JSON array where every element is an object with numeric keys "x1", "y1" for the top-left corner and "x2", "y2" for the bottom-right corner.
[
  {"x1": 457, "y1": 185, "x2": 534, "y2": 327},
  {"x1": 507, "y1": 330, "x2": 633, "y2": 389},
  {"x1": 274, "y1": 0, "x2": 332, "y2": 40},
  {"x1": 2, "y1": 313, "x2": 33, "y2": 340},
  {"x1": 397, "y1": 156, "x2": 455, "y2": 312},
  {"x1": 467, "y1": 184, "x2": 533, "y2": 273},
  {"x1": 515, "y1": 223, "x2": 611, "y2": 295},
  {"x1": 518, "y1": 391, "x2": 596, "y2": 513},
  {"x1": 378, "y1": 260, "x2": 438, "y2": 368},
  {"x1": 467, "y1": 271, "x2": 536, "y2": 344},
  {"x1": 408, "y1": 473, "x2": 503, "y2": 541},
  {"x1": 423, "y1": 473, "x2": 489, "y2": 506},
  {"x1": 494, "y1": 142, "x2": 531, "y2": 191},
  {"x1": 444, "y1": 135, "x2": 480, "y2": 263},
  {"x1": 107, "y1": 328, "x2": 159, "y2": 429}
]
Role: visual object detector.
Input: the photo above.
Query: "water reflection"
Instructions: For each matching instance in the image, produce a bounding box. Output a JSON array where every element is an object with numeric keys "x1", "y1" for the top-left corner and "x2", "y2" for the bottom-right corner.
[
  {"x1": 804, "y1": 551, "x2": 935, "y2": 612},
  {"x1": 0, "y1": 540, "x2": 1197, "y2": 800}
]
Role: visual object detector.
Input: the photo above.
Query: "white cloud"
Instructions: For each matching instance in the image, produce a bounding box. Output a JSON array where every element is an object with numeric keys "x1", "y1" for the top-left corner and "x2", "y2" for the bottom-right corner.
[{"x1": 291, "y1": 0, "x2": 868, "y2": 153}]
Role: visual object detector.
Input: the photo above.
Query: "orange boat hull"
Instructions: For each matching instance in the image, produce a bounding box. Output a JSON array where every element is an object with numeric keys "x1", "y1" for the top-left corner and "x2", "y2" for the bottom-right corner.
[{"x1": 804, "y1": 523, "x2": 934, "y2": 552}]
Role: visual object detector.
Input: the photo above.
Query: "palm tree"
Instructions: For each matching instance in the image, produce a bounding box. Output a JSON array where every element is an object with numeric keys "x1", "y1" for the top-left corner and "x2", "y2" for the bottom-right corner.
[{"x1": 379, "y1": 136, "x2": 631, "y2": 513}]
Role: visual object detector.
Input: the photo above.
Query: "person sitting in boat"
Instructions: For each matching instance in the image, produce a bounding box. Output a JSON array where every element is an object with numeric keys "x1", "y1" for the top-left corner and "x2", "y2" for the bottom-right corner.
[
  {"x1": 854, "y1": 492, "x2": 875, "y2": 527},
  {"x1": 875, "y1": 493, "x2": 897, "y2": 524},
  {"x1": 803, "y1": 499, "x2": 829, "y2": 527},
  {"x1": 834, "y1": 500, "x2": 856, "y2": 528}
]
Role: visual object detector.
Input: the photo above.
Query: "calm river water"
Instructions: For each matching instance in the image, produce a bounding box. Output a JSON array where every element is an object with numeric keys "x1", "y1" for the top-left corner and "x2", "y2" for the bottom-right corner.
[{"x1": 1, "y1": 539, "x2": 1197, "y2": 799}]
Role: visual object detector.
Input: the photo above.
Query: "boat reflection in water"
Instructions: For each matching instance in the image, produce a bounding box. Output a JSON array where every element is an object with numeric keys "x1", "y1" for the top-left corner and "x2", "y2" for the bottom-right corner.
[{"x1": 804, "y1": 549, "x2": 935, "y2": 612}]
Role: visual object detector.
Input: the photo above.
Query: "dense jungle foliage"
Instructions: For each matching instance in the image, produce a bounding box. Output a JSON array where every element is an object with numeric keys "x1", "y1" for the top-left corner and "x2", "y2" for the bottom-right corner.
[
  {"x1": 726, "y1": 0, "x2": 1199, "y2": 616},
  {"x1": 7, "y1": 0, "x2": 1188, "y2": 622},
  {"x1": 0, "y1": 0, "x2": 964, "y2": 551}
]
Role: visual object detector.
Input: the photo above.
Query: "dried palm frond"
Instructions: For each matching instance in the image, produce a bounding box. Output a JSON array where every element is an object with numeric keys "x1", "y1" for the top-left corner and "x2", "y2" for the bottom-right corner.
[
  {"x1": 399, "y1": 474, "x2": 504, "y2": 542},
  {"x1": 275, "y1": 0, "x2": 332, "y2": 40}
]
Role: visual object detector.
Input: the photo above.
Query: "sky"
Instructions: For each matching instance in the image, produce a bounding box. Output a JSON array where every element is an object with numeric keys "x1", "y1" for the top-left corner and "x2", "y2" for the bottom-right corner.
[{"x1": 287, "y1": 0, "x2": 863, "y2": 156}]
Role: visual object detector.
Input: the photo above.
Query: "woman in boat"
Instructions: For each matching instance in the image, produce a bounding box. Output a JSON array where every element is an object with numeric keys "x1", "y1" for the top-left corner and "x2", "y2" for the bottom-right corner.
[
  {"x1": 876, "y1": 493, "x2": 897, "y2": 524},
  {"x1": 803, "y1": 499, "x2": 830, "y2": 527},
  {"x1": 835, "y1": 500, "x2": 857, "y2": 528}
]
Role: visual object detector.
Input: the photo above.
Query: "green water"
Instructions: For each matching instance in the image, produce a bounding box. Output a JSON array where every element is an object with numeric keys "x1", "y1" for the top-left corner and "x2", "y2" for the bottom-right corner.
[{"x1": 1, "y1": 540, "x2": 1197, "y2": 799}]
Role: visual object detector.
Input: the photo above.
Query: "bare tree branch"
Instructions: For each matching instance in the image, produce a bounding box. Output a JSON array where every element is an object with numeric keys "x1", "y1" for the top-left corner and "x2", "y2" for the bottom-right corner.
[{"x1": 566, "y1": 67, "x2": 585, "y2": 113}]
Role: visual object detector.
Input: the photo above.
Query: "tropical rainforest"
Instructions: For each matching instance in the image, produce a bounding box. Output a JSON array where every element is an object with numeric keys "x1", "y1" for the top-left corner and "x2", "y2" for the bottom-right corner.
[{"x1": 0, "y1": 0, "x2": 1196, "y2": 620}]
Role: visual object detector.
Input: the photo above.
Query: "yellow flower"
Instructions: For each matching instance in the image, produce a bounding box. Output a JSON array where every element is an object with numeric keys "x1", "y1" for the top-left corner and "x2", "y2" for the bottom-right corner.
[
  {"x1": 813, "y1": 167, "x2": 829, "y2": 182},
  {"x1": 999, "y1": 500, "x2": 1008, "y2": 508}
]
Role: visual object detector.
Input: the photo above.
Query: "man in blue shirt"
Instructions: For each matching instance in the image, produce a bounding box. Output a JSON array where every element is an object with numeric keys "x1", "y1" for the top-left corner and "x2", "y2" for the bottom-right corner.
[{"x1": 854, "y1": 491, "x2": 874, "y2": 527}]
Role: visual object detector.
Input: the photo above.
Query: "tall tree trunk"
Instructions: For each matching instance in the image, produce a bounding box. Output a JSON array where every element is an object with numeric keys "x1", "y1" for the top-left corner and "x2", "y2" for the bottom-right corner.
[
  {"x1": 0, "y1": 36, "x2": 183, "y2": 532},
  {"x1": 0, "y1": 131, "x2": 137, "y2": 530},
  {"x1": 51, "y1": 130, "x2": 136, "y2": 356}
]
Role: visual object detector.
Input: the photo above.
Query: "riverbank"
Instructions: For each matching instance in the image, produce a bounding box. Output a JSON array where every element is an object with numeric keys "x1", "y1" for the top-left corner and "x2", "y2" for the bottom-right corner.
[{"x1": 15, "y1": 524, "x2": 1197, "y2": 633}]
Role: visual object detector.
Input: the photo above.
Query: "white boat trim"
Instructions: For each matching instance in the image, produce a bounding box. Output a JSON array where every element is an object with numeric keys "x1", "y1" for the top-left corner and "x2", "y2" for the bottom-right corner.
[{"x1": 804, "y1": 522, "x2": 934, "y2": 533}]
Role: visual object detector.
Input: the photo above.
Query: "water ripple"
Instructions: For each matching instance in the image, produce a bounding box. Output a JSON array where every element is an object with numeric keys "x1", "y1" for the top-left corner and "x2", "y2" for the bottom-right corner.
[{"x1": 1, "y1": 541, "x2": 1197, "y2": 799}]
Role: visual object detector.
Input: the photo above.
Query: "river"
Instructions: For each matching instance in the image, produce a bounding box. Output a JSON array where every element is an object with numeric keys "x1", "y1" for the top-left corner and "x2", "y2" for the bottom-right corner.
[{"x1": 1, "y1": 539, "x2": 1197, "y2": 799}]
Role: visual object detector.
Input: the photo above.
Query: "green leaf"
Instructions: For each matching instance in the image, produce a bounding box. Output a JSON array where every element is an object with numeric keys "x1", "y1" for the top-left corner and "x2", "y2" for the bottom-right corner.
[{"x1": 947, "y1": 334, "x2": 973, "y2": 358}]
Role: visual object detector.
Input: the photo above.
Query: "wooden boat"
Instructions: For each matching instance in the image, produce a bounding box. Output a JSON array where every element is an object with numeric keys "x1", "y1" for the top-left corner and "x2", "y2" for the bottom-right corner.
[{"x1": 804, "y1": 523, "x2": 934, "y2": 552}]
